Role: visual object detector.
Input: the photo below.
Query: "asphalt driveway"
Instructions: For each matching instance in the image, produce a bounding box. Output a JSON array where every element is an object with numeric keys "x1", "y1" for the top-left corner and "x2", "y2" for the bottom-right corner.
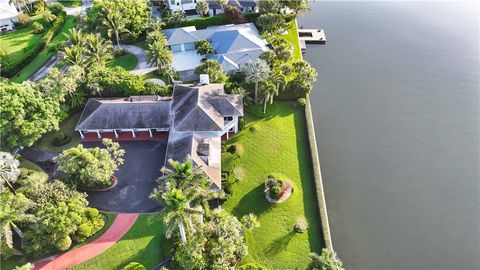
[{"x1": 82, "y1": 140, "x2": 166, "y2": 213}]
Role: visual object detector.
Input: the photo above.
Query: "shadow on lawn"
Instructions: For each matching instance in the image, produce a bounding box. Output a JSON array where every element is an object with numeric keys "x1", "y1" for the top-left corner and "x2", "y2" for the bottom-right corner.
[
  {"x1": 231, "y1": 183, "x2": 273, "y2": 218},
  {"x1": 264, "y1": 231, "x2": 296, "y2": 256},
  {"x1": 293, "y1": 105, "x2": 325, "y2": 252}
]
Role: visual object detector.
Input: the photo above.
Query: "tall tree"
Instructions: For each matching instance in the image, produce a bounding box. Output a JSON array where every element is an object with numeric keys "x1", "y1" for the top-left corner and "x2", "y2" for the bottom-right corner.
[
  {"x1": 146, "y1": 39, "x2": 173, "y2": 78},
  {"x1": 100, "y1": 2, "x2": 129, "y2": 46},
  {"x1": 259, "y1": 81, "x2": 277, "y2": 113},
  {"x1": 0, "y1": 192, "x2": 34, "y2": 257},
  {"x1": 0, "y1": 152, "x2": 20, "y2": 194},
  {"x1": 195, "y1": 40, "x2": 214, "y2": 57},
  {"x1": 241, "y1": 213, "x2": 260, "y2": 235},
  {"x1": 43, "y1": 9, "x2": 57, "y2": 26},
  {"x1": 259, "y1": 0, "x2": 281, "y2": 14},
  {"x1": 243, "y1": 59, "x2": 270, "y2": 103},
  {"x1": 196, "y1": 0, "x2": 209, "y2": 17},
  {"x1": 66, "y1": 29, "x2": 87, "y2": 47},
  {"x1": 256, "y1": 13, "x2": 285, "y2": 34},
  {"x1": 61, "y1": 45, "x2": 87, "y2": 67},
  {"x1": 271, "y1": 70, "x2": 287, "y2": 95},
  {"x1": 86, "y1": 33, "x2": 113, "y2": 64}
]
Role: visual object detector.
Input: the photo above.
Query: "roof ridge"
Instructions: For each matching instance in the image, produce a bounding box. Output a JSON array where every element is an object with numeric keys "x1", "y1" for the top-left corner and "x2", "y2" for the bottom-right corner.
[
  {"x1": 76, "y1": 99, "x2": 103, "y2": 129},
  {"x1": 198, "y1": 102, "x2": 224, "y2": 130}
]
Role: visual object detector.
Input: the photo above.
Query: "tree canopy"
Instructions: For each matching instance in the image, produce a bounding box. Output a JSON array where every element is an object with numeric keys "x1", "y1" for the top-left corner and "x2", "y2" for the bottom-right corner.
[{"x1": 195, "y1": 60, "x2": 228, "y2": 83}]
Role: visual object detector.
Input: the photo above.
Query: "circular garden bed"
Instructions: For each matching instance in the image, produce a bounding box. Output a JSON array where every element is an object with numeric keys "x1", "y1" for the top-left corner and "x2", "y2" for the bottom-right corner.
[
  {"x1": 264, "y1": 173, "x2": 293, "y2": 203},
  {"x1": 77, "y1": 175, "x2": 118, "y2": 192}
]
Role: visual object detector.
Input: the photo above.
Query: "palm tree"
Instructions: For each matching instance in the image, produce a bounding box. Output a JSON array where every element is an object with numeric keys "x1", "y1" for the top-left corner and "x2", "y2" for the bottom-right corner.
[
  {"x1": 161, "y1": 188, "x2": 191, "y2": 245},
  {"x1": 44, "y1": 9, "x2": 57, "y2": 26},
  {"x1": 271, "y1": 70, "x2": 287, "y2": 96},
  {"x1": 146, "y1": 39, "x2": 173, "y2": 74},
  {"x1": 293, "y1": 60, "x2": 318, "y2": 86},
  {"x1": 100, "y1": 3, "x2": 129, "y2": 46},
  {"x1": 243, "y1": 59, "x2": 270, "y2": 104},
  {"x1": 259, "y1": 81, "x2": 277, "y2": 113},
  {"x1": 0, "y1": 192, "x2": 35, "y2": 255},
  {"x1": 66, "y1": 28, "x2": 87, "y2": 47},
  {"x1": 241, "y1": 213, "x2": 260, "y2": 235},
  {"x1": 0, "y1": 152, "x2": 20, "y2": 194},
  {"x1": 86, "y1": 33, "x2": 113, "y2": 64},
  {"x1": 61, "y1": 45, "x2": 86, "y2": 67},
  {"x1": 196, "y1": 0, "x2": 209, "y2": 17}
]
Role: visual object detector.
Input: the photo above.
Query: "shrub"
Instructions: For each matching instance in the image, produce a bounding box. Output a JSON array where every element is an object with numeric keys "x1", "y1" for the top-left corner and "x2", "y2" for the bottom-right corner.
[
  {"x1": 238, "y1": 263, "x2": 269, "y2": 270},
  {"x1": 143, "y1": 81, "x2": 172, "y2": 96},
  {"x1": 32, "y1": 22, "x2": 44, "y2": 34},
  {"x1": 265, "y1": 173, "x2": 289, "y2": 200},
  {"x1": 55, "y1": 235, "x2": 72, "y2": 251},
  {"x1": 122, "y1": 262, "x2": 146, "y2": 270},
  {"x1": 294, "y1": 217, "x2": 308, "y2": 233},
  {"x1": 53, "y1": 131, "x2": 72, "y2": 146},
  {"x1": 113, "y1": 48, "x2": 127, "y2": 57},
  {"x1": 297, "y1": 98, "x2": 306, "y2": 106},
  {"x1": 238, "y1": 117, "x2": 245, "y2": 130},
  {"x1": 86, "y1": 65, "x2": 145, "y2": 97},
  {"x1": 85, "y1": 207, "x2": 99, "y2": 219},
  {"x1": 48, "y1": 2, "x2": 64, "y2": 15},
  {"x1": 76, "y1": 223, "x2": 93, "y2": 241},
  {"x1": 120, "y1": 32, "x2": 139, "y2": 44},
  {"x1": 17, "y1": 13, "x2": 31, "y2": 25}
]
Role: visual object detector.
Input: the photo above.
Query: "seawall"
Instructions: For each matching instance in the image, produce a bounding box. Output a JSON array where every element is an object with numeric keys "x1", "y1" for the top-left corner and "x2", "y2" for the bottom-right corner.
[{"x1": 296, "y1": 19, "x2": 334, "y2": 250}]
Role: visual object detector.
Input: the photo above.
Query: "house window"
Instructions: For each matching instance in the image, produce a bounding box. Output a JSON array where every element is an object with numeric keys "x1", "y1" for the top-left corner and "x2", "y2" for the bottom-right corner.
[
  {"x1": 224, "y1": 116, "x2": 233, "y2": 121},
  {"x1": 184, "y1": 42, "x2": 196, "y2": 51},
  {"x1": 170, "y1": 44, "x2": 182, "y2": 52}
]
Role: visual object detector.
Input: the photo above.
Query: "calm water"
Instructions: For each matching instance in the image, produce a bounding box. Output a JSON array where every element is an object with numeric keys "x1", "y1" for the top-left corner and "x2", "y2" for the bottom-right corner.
[{"x1": 299, "y1": 2, "x2": 480, "y2": 269}]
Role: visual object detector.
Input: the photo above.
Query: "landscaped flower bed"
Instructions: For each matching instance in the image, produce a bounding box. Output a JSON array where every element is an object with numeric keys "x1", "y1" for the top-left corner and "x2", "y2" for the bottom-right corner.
[{"x1": 264, "y1": 173, "x2": 293, "y2": 203}]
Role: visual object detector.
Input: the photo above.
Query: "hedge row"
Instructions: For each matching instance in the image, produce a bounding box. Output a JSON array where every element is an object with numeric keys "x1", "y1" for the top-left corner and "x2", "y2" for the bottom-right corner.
[
  {"x1": 164, "y1": 12, "x2": 261, "y2": 30},
  {"x1": 1, "y1": 12, "x2": 67, "y2": 78},
  {"x1": 304, "y1": 95, "x2": 334, "y2": 250}
]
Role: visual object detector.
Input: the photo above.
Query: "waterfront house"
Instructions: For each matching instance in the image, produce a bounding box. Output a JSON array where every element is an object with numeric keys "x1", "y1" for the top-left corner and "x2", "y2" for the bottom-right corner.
[
  {"x1": 75, "y1": 81, "x2": 243, "y2": 189},
  {"x1": 163, "y1": 23, "x2": 269, "y2": 73},
  {"x1": 163, "y1": 0, "x2": 258, "y2": 17}
]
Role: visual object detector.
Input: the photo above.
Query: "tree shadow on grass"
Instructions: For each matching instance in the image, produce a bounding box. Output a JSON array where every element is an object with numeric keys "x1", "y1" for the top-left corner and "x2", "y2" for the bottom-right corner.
[
  {"x1": 264, "y1": 230, "x2": 296, "y2": 256},
  {"x1": 231, "y1": 183, "x2": 274, "y2": 218}
]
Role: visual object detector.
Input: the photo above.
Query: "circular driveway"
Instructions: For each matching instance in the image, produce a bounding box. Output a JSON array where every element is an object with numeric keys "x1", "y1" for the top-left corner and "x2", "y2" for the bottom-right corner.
[{"x1": 83, "y1": 140, "x2": 166, "y2": 213}]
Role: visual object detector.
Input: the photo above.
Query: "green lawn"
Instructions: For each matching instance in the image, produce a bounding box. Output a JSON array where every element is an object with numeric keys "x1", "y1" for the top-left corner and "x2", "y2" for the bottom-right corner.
[
  {"x1": 72, "y1": 213, "x2": 171, "y2": 270},
  {"x1": 0, "y1": 15, "x2": 49, "y2": 64},
  {"x1": 33, "y1": 112, "x2": 81, "y2": 152},
  {"x1": 107, "y1": 53, "x2": 138, "y2": 71},
  {"x1": 11, "y1": 15, "x2": 76, "y2": 83},
  {"x1": 59, "y1": 0, "x2": 82, "y2": 7},
  {"x1": 223, "y1": 102, "x2": 323, "y2": 269},
  {"x1": 281, "y1": 19, "x2": 302, "y2": 60}
]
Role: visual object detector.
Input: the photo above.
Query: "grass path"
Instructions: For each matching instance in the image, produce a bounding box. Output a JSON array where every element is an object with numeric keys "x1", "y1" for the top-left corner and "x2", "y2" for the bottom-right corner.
[
  {"x1": 10, "y1": 15, "x2": 76, "y2": 83},
  {"x1": 107, "y1": 53, "x2": 138, "y2": 71},
  {"x1": 223, "y1": 102, "x2": 323, "y2": 269}
]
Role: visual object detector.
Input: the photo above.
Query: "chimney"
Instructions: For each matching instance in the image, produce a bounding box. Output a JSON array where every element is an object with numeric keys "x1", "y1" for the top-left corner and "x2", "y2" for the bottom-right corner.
[{"x1": 199, "y1": 74, "x2": 210, "y2": 85}]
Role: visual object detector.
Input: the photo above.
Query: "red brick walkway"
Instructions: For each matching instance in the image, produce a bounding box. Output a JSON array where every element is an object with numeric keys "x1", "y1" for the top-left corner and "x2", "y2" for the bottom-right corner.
[{"x1": 33, "y1": 213, "x2": 139, "y2": 270}]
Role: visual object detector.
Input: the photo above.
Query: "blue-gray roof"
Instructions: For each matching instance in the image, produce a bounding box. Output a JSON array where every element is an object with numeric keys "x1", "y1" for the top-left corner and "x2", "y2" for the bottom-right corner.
[{"x1": 163, "y1": 23, "x2": 269, "y2": 71}]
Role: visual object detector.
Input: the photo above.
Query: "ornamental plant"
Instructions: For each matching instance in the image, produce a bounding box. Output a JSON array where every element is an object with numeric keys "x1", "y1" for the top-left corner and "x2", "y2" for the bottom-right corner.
[{"x1": 54, "y1": 139, "x2": 125, "y2": 188}]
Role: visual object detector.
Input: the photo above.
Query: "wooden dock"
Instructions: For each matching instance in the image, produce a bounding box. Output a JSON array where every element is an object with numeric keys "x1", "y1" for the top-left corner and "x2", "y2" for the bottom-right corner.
[{"x1": 298, "y1": 29, "x2": 326, "y2": 49}]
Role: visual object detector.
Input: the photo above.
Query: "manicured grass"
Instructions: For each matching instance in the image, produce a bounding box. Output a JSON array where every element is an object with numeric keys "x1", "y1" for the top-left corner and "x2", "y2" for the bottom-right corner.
[
  {"x1": 223, "y1": 102, "x2": 323, "y2": 269},
  {"x1": 0, "y1": 16, "x2": 49, "y2": 63},
  {"x1": 33, "y1": 112, "x2": 81, "y2": 152},
  {"x1": 281, "y1": 19, "x2": 302, "y2": 60},
  {"x1": 19, "y1": 159, "x2": 44, "y2": 172},
  {"x1": 10, "y1": 15, "x2": 76, "y2": 83},
  {"x1": 72, "y1": 213, "x2": 171, "y2": 270},
  {"x1": 133, "y1": 40, "x2": 148, "y2": 50},
  {"x1": 107, "y1": 53, "x2": 138, "y2": 71},
  {"x1": 59, "y1": 0, "x2": 82, "y2": 7}
]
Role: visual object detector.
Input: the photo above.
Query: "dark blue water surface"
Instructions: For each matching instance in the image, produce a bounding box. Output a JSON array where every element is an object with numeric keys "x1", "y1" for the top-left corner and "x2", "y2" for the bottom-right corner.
[{"x1": 299, "y1": 2, "x2": 480, "y2": 269}]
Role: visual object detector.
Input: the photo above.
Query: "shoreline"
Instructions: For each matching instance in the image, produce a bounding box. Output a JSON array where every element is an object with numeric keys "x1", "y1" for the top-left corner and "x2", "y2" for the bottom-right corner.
[{"x1": 295, "y1": 18, "x2": 334, "y2": 250}]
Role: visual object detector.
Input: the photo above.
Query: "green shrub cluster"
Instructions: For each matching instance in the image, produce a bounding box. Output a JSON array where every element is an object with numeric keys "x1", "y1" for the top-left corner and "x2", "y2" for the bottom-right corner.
[
  {"x1": 164, "y1": 12, "x2": 260, "y2": 30},
  {"x1": 1, "y1": 12, "x2": 66, "y2": 77},
  {"x1": 265, "y1": 173, "x2": 288, "y2": 200},
  {"x1": 238, "y1": 263, "x2": 270, "y2": 270},
  {"x1": 121, "y1": 262, "x2": 146, "y2": 270}
]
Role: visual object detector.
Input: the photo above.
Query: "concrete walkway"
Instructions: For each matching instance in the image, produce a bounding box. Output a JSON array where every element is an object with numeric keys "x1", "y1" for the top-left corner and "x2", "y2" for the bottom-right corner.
[
  {"x1": 33, "y1": 213, "x2": 139, "y2": 270},
  {"x1": 117, "y1": 45, "x2": 156, "y2": 75}
]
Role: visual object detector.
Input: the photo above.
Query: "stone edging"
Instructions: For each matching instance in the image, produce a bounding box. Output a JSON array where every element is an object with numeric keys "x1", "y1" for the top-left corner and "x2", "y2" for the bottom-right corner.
[{"x1": 295, "y1": 18, "x2": 334, "y2": 250}]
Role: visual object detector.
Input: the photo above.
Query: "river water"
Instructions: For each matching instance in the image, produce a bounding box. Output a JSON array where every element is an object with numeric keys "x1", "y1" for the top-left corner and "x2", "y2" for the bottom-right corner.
[{"x1": 299, "y1": 2, "x2": 479, "y2": 269}]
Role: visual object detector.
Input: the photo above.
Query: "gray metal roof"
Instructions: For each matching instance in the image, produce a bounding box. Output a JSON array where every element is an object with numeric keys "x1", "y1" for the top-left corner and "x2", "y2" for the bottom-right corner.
[
  {"x1": 206, "y1": 0, "x2": 257, "y2": 9},
  {"x1": 207, "y1": 95, "x2": 244, "y2": 116},
  {"x1": 75, "y1": 98, "x2": 172, "y2": 130}
]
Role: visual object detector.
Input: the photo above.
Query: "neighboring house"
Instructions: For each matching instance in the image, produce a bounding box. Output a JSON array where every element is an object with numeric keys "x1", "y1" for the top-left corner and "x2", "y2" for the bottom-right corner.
[
  {"x1": 0, "y1": 0, "x2": 19, "y2": 32},
  {"x1": 164, "y1": 0, "x2": 257, "y2": 17},
  {"x1": 75, "y1": 81, "x2": 244, "y2": 189},
  {"x1": 163, "y1": 23, "x2": 269, "y2": 72}
]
